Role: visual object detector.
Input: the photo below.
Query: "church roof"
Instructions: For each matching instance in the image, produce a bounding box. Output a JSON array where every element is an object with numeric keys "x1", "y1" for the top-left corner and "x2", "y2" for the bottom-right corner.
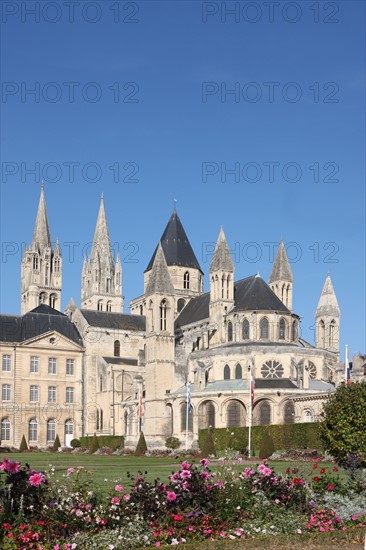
[
  {"x1": 209, "y1": 227, "x2": 234, "y2": 273},
  {"x1": 269, "y1": 241, "x2": 294, "y2": 283},
  {"x1": 0, "y1": 305, "x2": 83, "y2": 345},
  {"x1": 80, "y1": 310, "x2": 146, "y2": 331},
  {"x1": 145, "y1": 209, "x2": 203, "y2": 273},
  {"x1": 315, "y1": 274, "x2": 340, "y2": 318},
  {"x1": 32, "y1": 185, "x2": 51, "y2": 250},
  {"x1": 145, "y1": 243, "x2": 175, "y2": 296},
  {"x1": 175, "y1": 275, "x2": 290, "y2": 329}
]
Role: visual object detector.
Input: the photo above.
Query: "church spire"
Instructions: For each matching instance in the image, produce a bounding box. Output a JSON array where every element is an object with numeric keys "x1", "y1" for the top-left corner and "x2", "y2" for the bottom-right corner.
[
  {"x1": 209, "y1": 226, "x2": 234, "y2": 273},
  {"x1": 269, "y1": 240, "x2": 294, "y2": 310},
  {"x1": 32, "y1": 183, "x2": 51, "y2": 251},
  {"x1": 81, "y1": 195, "x2": 123, "y2": 312},
  {"x1": 315, "y1": 274, "x2": 340, "y2": 353},
  {"x1": 315, "y1": 274, "x2": 340, "y2": 318},
  {"x1": 145, "y1": 243, "x2": 174, "y2": 296}
]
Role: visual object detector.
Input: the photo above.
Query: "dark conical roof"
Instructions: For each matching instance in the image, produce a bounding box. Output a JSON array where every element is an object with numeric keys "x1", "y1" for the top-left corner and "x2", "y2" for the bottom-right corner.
[{"x1": 145, "y1": 209, "x2": 203, "y2": 273}]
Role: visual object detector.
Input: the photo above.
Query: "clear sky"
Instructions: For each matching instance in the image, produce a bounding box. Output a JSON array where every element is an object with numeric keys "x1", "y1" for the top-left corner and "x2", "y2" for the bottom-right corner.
[{"x1": 1, "y1": 1, "x2": 365, "y2": 357}]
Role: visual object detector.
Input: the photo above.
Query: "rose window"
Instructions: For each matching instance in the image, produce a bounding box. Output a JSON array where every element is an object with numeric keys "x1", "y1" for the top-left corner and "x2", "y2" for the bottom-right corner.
[
  {"x1": 305, "y1": 361, "x2": 317, "y2": 380},
  {"x1": 261, "y1": 360, "x2": 284, "y2": 379}
]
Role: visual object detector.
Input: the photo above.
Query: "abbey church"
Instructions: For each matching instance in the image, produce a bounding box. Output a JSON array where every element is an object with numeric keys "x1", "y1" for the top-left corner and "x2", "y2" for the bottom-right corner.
[{"x1": 0, "y1": 187, "x2": 347, "y2": 449}]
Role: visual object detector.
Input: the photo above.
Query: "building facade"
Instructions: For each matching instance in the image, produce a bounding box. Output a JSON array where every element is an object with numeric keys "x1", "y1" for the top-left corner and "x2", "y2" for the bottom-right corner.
[{"x1": 1, "y1": 188, "x2": 355, "y2": 449}]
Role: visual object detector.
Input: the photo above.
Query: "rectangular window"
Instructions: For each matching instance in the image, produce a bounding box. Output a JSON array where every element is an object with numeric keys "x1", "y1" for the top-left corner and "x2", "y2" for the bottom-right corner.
[
  {"x1": 1, "y1": 419, "x2": 10, "y2": 441},
  {"x1": 66, "y1": 359, "x2": 74, "y2": 375},
  {"x1": 30, "y1": 356, "x2": 39, "y2": 373},
  {"x1": 2, "y1": 384, "x2": 11, "y2": 401},
  {"x1": 66, "y1": 387, "x2": 74, "y2": 404},
  {"x1": 48, "y1": 357, "x2": 57, "y2": 374},
  {"x1": 29, "y1": 420, "x2": 37, "y2": 441},
  {"x1": 2, "y1": 355, "x2": 11, "y2": 372},
  {"x1": 48, "y1": 386, "x2": 56, "y2": 403},
  {"x1": 30, "y1": 385, "x2": 39, "y2": 402}
]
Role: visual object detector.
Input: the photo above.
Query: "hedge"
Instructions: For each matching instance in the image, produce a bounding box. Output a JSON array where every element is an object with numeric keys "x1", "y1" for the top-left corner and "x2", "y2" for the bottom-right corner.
[
  {"x1": 79, "y1": 435, "x2": 124, "y2": 450},
  {"x1": 198, "y1": 422, "x2": 323, "y2": 454}
]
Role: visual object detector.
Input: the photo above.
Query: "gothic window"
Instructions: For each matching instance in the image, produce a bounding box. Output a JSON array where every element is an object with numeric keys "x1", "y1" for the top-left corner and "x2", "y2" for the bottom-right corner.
[
  {"x1": 96, "y1": 409, "x2": 100, "y2": 430},
  {"x1": 279, "y1": 318, "x2": 286, "y2": 340},
  {"x1": 54, "y1": 258, "x2": 60, "y2": 272},
  {"x1": 106, "y1": 278, "x2": 111, "y2": 293},
  {"x1": 227, "y1": 400, "x2": 245, "y2": 427},
  {"x1": 39, "y1": 292, "x2": 47, "y2": 304},
  {"x1": 33, "y1": 256, "x2": 38, "y2": 270},
  {"x1": 183, "y1": 271, "x2": 190, "y2": 290},
  {"x1": 235, "y1": 363, "x2": 242, "y2": 379},
  {"x1": 139, "y1": 304, "x2": 143, "y2": 315},
  {"x1": 305, "y1": 361, "x2": 317, "y2": 379},
  {"x1": 224, "y1": 364, "x2": 230, "y2": 380},
  {"x1": 258, "y1": 401, "x2": 271, "y2": 425},
  {"x1": 284, "y1": 401, "x2": 295, "y2": 424},
  {"x1": 177, "y1": 298, "x2": 185, "y2": 312},
  {"x1": 106, "y1": 302, "x2": 112, "y2": 312},
  {"x1": 28, "y1": 418, "x2": 38, "y2": 441},
  {"x1": 114, "y1": 340, "x2": 120, "y2": 357},
  {"x1": 227, "y1": 321, "x2": 233, "y2": 342},
  {"x1": 226, "y1": 275, "x2": 230, "y2": 299},
  {"x1": 100, "y1": 409, "x2": 103, "y2": 429},
  {"x1": 198, "y1": 401, "x2": 215, "y2": 429},
  {"x1": 261, "y1": 360, "x2": 284, "y2": 379},
  {"x1": 181, "y1": 403, "x2": 193, "y2": 432},
  {"x1": 160, "y1": 299, "x2": 167, "y2": 331},
  {"x1": 242, "y1": 319, "x2": 249, "y2": 340},
  {"x1": 47, "y1": 419, "x2": 56, "y2": 442},
  {"x1": 221, "y1": 275, "x2": 225, "y2": 298},
  {"x1": 319, "y1": 320, "x2": 325, "y2": 346},
  {"x1": 49, "y1": 294, "x2": 56, "y2": 308},
  {"x1": 260, "y1": 317, "x2": 269, "y2": 339},
  {"x1": 97, "y1": 300, "x2": 103, "y2": 311},
  {"x1": 1, "y1": 418, "x2": 10, "y2": 441},
  {"x1": 329, "y1": 320, "x2": 336, "y2": 346},
  {"x1": 328, "y1": 368, "x2": 334, "y2": 383},
  {"x1": 291, "y1": 320, "x2": 297, "y2": 341}
]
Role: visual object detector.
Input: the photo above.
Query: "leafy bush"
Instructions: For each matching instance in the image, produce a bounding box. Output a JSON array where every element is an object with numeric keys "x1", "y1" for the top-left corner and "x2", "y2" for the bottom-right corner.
[
  {"x1": 70, "y1": 438, "x2": 81, "y2": 448},
  {"x1": 80, "y1": 435, "x2": 124, "y2": 449},
  {"x1": 200, "y1": 428, "x2": 216, "y2": 457},
  {"x1": 259, "y1": 431, "x2": 275, "y2": 459},
  {"x1": 320, "y1": 381, "x2": 366, "y2": 467},
  {"x1": 89, "y1": 433, "x2": 100, "y2": 454},
  {"x1": 52, "y1": 434, "x2": 61, "y2": 452},
  {"x1": 165, "y1": 436, "x2": 181, "y2": 450},
  {"x1": 135, "y1": 431, "x2": 148, "y2": 455},
  {"x1": 19, "y1": 434, "x2": 28, "y2": 451}
]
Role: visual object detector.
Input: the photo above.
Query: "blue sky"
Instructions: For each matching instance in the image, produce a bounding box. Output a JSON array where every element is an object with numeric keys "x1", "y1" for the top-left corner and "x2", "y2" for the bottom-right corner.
[{"x1": 1, "y1": 1, "x2": 365, "y2": 356}]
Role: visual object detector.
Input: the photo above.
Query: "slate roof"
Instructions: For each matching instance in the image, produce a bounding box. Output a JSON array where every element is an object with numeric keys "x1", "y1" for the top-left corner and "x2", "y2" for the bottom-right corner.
[
  {"x1": 254, "y1": 379, "x2": 297, "y2": 389},
  {"x1": 145, "y1": 209, "x2": 203, "y2": 273},
  {"x1": 175, "y1": 378, "x2": 297, "y2": 394},
  {"x1": 175, "y1": 275, "x2": 289, "y2": 329},
  {"x1": 0, "y1": 305, "x2": 83, "y2": 345},
  {"x1": 102, "y1": 356, "x2": 138, "y2": 366},
  {"x1": 81, "y1": 310, "x2": 146, "y2": 331}
]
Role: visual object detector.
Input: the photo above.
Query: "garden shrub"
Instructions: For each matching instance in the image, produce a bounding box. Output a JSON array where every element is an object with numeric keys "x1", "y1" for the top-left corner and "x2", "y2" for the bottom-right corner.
[
  {"x1": 200, "y1": 428, "x2": 216, "y2": 457},
  {"x1": 165, "y1": 436, "x2": 181, "y2": 450},
  {"x1": 70, "y1": 438, "x2": 81, "y2": 448},
  {"x1": 135, "y1": 431, "x2": 148, "y2": 455},
  {"x1": 52, "y1": 434, "x2": 61, "y2": 452},
  {"x1": 259, "y1": 430, "x2": 275, "y2": 459},
  {"x1": 19, "y1": 434, "x2": 28, "y2": 451},
  {"x1": 89, "y1": 433, "x2": 100, "y2": 454},
  {"x1": 80, "y1": 435, "x2": 124, "y2": 449}
]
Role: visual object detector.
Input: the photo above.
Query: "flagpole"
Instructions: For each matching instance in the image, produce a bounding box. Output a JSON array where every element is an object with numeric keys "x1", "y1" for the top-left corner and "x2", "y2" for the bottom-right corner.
[
  {"x1": 345, "y1": 344, "x2": 350, "y2": 384},
  {"x1": 185, "y1": 381, "x2": 189, "y2": 451},
  {"x1": 248, "y1": 364, "x2": 252, "y2": 459}
]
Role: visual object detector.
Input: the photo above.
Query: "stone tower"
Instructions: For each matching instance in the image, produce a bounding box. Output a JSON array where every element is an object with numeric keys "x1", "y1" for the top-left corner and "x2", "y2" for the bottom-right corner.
[
  {"x1": 21, "y1": 185, "x2": 62, "y2": 313},
  {"x1": 144, "y1": 243, "x2": 176, "y2": 445},
  {"x1": 81, "y1": 195, "x2": 123, "y2": 312},
  {"x1": 315, "y1": 274, "x2": 340, "y2": 355},
  {"x1": 269, "y1": 240, "x2": 294, "y2": 310},
  {"x1": 209, "y1": 227, "x2": 235, "y2": 344}
]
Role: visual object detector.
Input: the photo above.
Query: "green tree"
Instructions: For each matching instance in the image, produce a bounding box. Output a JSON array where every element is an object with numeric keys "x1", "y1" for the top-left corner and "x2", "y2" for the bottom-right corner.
[
  {"x1": 320, "y1": 381, "x2": 366, "y2": 466},
  {"x1": 89, "y1": 433, "x2": 100, "y2": 454},
  {"x1": 19, "y1": 434, "x2": 28, "y2": 451},
  {"x1": 52, "y1": 434, "x2": 61, "y2": 452},
  {"x1": 135, "y1": 431, "x2": 148, "y2": 455}
]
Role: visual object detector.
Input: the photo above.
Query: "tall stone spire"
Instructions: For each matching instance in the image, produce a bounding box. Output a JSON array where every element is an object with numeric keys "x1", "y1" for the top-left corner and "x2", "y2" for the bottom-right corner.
[
  {"x1": 269, "y1": 240, "x2": 294, "y2": 309},
  {"x1": 21, "y1": 185, "x2": 62, "y2": 313},
  {"x1": 209, "y1": 227, "x2": 234, "y2": 273},
  {"x1": 81, "y1": 195, "x2": 123, "y2": 312},
  {"x1": 145, "y1": 243, "x2": 174, "y2": 296},
  {"x1": 315, "y1": 274, "x2": 340, "y2": 354}
]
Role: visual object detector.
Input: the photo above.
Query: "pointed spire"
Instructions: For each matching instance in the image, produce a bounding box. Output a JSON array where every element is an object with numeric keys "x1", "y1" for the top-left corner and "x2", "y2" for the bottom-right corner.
[
  {"x1": 145, "y1": 243, "x2": 175, "y2": 296},
  {"x1": 269, "y1": 240, "x2": 294, "y2": 283},
  {"x1": 54, "y1": 238, "x2": 61, "y2": 256},
  {"x1": 116, "y1": 250, "x2": 121, "y2": 266},
  {"x1": 32, "y1": 184, "x2": 51, "y2": 250},
  {"x1": 209, "y1": 227, "x2": 234, "y2": 273},
  {"x1": 316, "y1": 274, "x2": 340, "y2": 317},
  {"x1": 90, "y1": 194, "x2": 114, "y2": 266}
]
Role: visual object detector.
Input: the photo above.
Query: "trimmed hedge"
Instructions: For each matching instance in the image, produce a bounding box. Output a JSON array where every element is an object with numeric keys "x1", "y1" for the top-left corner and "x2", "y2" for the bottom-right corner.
[
  {"x1": 198, "y1": 422, "x2": 323, "y2": 454},
  {"x1": 80, "y1": 435, "x2": 124, "y2": 450}
]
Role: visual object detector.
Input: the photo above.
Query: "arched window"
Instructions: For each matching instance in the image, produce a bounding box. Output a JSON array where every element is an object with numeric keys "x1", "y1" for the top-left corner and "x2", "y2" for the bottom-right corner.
[
  {"x1": 329, "y1": 320, "x2": 336, "y2": 346},
  {"x1": 160, "y1": 299, "x2": 167, "y2": 331},
  {"x1": 260, "y1": 318, "x2": 269, "y2": 339},
  {"x1": 284, "y1": 401, "x2": 295, "y2": 424},
  {"x1": 177, "y1": 298, "x2": 186, "y2": 313},
  {"x1": 235, "y1": 363, "x2": 242, "y2": 379},
  {"x1": 100, "y1": 409, "x2": 104, "y2": 430},
  {"x1": 227, "y1": 321, "x2": 233, "y2": 342},
  {"x1": 198, "y1": 401, "x2": 215, "y2": 429},
  {"x1": 139, "y1": 304, "x2": 143, "y2": 315},
  {"x1": 65, "y1": 419, "x2": 73, "y2": 435},
  {"x1": 181, "y1": 403, "x2": 193, "y2": 432},
  {"x1": 49, "y1": 294, "x2": 56, "y2": 308},
  {"x1": 291, "y1": 320, "x2": 297, "y2": 341},
  {"x1": 279, "y1": 318, "x2": 286, "y2": 340},
  {"x1": 106, "y1": 301, "x2": 112, "y2": 312},
  {"x1": 259, "y1": 401, "x2": 271, "y2": 425},
  {"x1": 226, "y1": 275, "x2": 230, "y2": 299},
  {"x1": 183, "y1": 271, "x2": 190, "y2": 290},
  {"x1": 28, "y1": 418, "x2": 38, "y2": 441},
  {"x1": 114, "y1": 340, "x2": 120, "y2": 357},
  {"x1": 33, "y1": 256, "x2": 39, "y2": 270},
  {"x1": 223, "y1": 365, "x2": 230, "y2": 380},
  {"x1": 97, "y1": 300, "x2": 103, "y2": 311},
  {"x1": 1, "y1": 418, "x2": 10, "y2": 441},
  {"x1": 227, "y1": 400, "x2": 245, "y2": 427},
  {"x1": 304, "y1": 410, "x2": 313, "y2": 423},
  {"x1": 319, "y1": 320, "x2": 325, "y2": 346},
  {"x1": 221, "y1": 275, "x2": 225, "y2": 298},
  {"x1": 47, "y1": 419, "x2": 56, "y2": 442},
  {"x1": 242, "y1": 319, "x2": 250, "y2": 340},
  {"x1": 39, "y1": 292, "x2": 47, "y2": 304}
]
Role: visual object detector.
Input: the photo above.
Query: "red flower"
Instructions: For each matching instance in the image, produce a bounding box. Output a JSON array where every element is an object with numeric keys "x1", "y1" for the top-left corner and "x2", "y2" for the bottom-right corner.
[
  {"x1": 327, "y1": 484, "x2": 334, "y2": 491},
  {"x1": 332, "y1": 466, "x2": 339, "y2": 472},
  {"x1": 320, "y1": 468, "x2": 326, "y2": 474},
  {"x1": 313, "y1": 463, "x2": 318, "y2": 470},
  {"x1": 313, "y1": 476, "x2": 320, "y2": 482},
  {"x1": 293, "y1": 478, "x2": 304, "y2": 485}
]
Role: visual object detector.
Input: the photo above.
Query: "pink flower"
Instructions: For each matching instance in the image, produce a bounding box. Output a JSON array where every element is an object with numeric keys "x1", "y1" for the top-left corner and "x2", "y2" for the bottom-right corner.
[
  {"x1": 200, "y1": 458, "x2": 209, "y2": 467},
  {"x1": 170, "y1": 472, "x2": 180, "y2": 483},
  {"x1": 7, "y1": 461, "x2": 20, "y2": 474},
  {"x1": 111, "y1": 497, "x2": 120, "y2": 505},
  {"x1": 1, "y1": 458, "x2": 9, "y2": 471},
  {"x1": 29, "y1": 472, "x2": 45, "y2": 486},
  {"x1": 293, "y1": 478, "x2": 304, "y2": 485},
  {"x1": 215, "y1": 479, "x2": 224, "y2": 488},
  {"x1": 67, "y1": 467, "x2": 75, "y2": 474},
  {"x1": 327, "y1": 484, "x2": 334, "y2": 491},
  {"x1": 333, "y1": 466, "x2": 339, "y2": 472},
  {"x1": 201, "y1": 470, "x2": 211, "y2": 480},
  {"x1": 182, "y1": 481, "x2": 190, "y2": 491},
  {"x1": 115, "y1": 484, "x2": 124, "y2": 492},
  {"x1": 167, "y1": 491, "x2": 177, "y2": 502},
  {"x1": 75, "y1": 509, "x2": 83, "y2": 517},
  {"x1": 180, "y1": 469, "x2": 191, "y2": 479},
  {"x1": 123, "y1": 493, "x2": 130, "y2": 501},
  {"x1": 181, "y1": 461, "x2": 190, "y2": 470},
  {"x1": 244, "y1": 467, "x2": 254, "y2": 478}
]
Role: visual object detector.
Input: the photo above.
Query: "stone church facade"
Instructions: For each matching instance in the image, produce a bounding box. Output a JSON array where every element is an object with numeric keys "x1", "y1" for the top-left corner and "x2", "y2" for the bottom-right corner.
[{"x1": 1, "y1": 187, "x2": 355, "y2": 449}]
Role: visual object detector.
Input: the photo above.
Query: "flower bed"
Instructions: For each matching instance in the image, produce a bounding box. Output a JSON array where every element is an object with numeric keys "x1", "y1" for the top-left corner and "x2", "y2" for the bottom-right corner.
[{"x1": 1, "y1": 455, "x2": 365, "y2": 549}]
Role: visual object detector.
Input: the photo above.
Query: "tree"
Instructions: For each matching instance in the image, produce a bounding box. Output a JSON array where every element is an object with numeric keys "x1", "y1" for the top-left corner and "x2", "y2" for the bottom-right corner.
[
  {"x1": 320, "y1": 382, "x2": 366, "y2": 466},
  {"x1": 135, "y1": 431, "x2": 148, "y2": 455},
  {"x1": 19, "y1": 434, "x2": 28, "y2": 451},
  {"x1": 89, "y1": 433, "x2": 100, "y2": 454},
  {"x1": 52, "y1": 434, "x2": 61, "y2": 452}
]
